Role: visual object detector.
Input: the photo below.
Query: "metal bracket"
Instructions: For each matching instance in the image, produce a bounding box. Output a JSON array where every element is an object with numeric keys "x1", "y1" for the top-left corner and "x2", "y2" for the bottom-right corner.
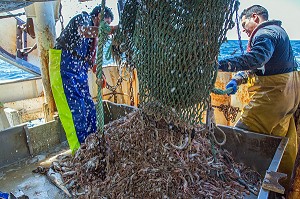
[
  {"x1": 205, "y1": 97, "x2": 226, "y2": 146},
  {"x1": 9, "y1": 190, "x2": 29, "y2": 199},
  {"x1": 205, "y1": 97, "x2": 214, "y2": 130},
  {"x1": 262, "y1": 171, "x2": 287, "y2": 194},
  {"x1": 23, "y1": 125, "x2": 34, "y2": 156}
]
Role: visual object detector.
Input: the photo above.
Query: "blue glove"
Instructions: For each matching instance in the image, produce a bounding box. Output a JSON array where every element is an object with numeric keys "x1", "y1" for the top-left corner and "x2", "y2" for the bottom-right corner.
[{"x1": 226, "y1": 79, "x2": 238, "y2": 95}]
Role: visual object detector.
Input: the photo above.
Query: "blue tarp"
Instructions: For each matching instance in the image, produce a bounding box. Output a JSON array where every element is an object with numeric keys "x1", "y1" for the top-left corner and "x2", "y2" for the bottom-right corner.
[{"x1": 0, "y1": 191, "x2": 9, "y2": 199}]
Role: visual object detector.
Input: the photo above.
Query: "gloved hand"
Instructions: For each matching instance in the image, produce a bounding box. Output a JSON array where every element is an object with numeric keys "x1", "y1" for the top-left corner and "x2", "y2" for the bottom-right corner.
[{"x1": 225, "y1": 79, "x2": 238, "y2": 95}]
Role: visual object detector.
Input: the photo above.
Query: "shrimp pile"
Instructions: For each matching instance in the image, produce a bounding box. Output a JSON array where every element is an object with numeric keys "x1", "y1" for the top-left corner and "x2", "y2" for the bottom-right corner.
[{"x1": 51, "y1": 110, "x2": 261, "y2": 198}]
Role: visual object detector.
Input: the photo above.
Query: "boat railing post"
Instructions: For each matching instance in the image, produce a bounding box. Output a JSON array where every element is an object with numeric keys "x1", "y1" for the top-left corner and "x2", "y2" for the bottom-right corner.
[{"x1": 31, "y1": 1, "x2": 57, "y2": 122}]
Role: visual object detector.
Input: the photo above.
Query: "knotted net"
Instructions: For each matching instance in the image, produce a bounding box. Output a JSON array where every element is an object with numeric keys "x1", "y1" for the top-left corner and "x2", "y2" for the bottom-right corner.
[
  {"x1": 47, "y1": 1, "x2": 264, "y2": 198},
  {"x1": 113, "y1": 0, "x2": 237, "y2": 125}
]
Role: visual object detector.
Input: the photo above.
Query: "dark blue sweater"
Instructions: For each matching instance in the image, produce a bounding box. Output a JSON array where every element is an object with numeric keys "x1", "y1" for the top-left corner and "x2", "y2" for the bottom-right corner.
[{"x1": 219, "y1": 20, "x2": 298, "y2": 76}]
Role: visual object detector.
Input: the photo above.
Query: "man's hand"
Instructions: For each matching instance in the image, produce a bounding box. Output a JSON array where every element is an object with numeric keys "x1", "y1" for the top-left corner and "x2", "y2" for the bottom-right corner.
[
  {"x1": 226, "y1": 79, "x2": 238, "y2": 95},
  {"x1": 92, "y1": 64, "x2": 97, "y2": 73},
  {"x1": 91, "y1": 65, "x2": 106, "y2": 89},
  {"x1": 109, "y1": 25, "x2": 118, "y2": 34},
  {"x1": 96, "y1": 74, "x2": 107, "y2": 89}
]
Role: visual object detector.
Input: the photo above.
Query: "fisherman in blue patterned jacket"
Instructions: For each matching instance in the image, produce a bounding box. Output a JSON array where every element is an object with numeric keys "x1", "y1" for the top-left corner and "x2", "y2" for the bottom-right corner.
[
  {"x1": 218, "y1": 5, "x2": 300, "y2": 192},
  {"x1": 49, "y1": 5, "x2": 114, "y2": 152}
]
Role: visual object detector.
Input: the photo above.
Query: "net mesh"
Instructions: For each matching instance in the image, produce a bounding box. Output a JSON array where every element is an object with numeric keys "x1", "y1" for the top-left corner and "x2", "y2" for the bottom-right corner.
[
  {"x1": 46, "y1": 2, "x2": 265, "y2": 197},
  {"x1": 112, "y1": 0, "x2": 237, "y2": 125}
]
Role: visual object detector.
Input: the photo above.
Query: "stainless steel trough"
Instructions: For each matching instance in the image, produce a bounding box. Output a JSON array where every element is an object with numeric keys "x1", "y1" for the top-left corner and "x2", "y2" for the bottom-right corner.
[{"x1": 216, "y1": 125, "x2": 287, "y2": 198}]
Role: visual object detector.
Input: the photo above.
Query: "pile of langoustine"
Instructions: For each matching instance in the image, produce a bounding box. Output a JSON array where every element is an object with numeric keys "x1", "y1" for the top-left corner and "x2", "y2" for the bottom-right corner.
[{"x1": 49, "y1": 110, "x2": 262, "y2": 198}]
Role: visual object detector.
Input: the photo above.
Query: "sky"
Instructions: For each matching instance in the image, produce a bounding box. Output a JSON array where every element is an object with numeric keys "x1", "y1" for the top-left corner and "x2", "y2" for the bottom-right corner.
[
  {"x1": 226, "y1": 0, "x2": 300, "y2": 40},
  {"x1": 60, "y1": 0, "x2": 300, "y2": 40}
]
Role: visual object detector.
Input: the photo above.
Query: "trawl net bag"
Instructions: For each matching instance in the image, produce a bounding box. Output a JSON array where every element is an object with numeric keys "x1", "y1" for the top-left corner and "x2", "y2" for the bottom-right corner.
[{"x1": 114, "y1": 0, "x2": 237, "y2": 125}]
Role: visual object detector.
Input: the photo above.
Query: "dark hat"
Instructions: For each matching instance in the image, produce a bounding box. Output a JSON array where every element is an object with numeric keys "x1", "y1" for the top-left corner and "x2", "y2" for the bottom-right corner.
[{"x1": 90, "y1": 5, "x2": 114, "y2": 21}]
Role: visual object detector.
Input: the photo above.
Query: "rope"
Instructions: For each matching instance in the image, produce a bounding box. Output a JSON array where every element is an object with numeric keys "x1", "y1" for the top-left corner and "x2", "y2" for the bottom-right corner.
[
  {"x1": 209, "y1": 136, "x2": 218, "y2": 161},
  {"x1": 206, "y1": 104, "x2": 227, "y2": 146},
  {"x1": 212, "y1": 124, "x2": 227, "y2": 146},
  {"x1": 59, "y1": 3, "x2": 64, "y2": 31},
  {"x1": 96, "y1": 0, "x2": 110, "y2": 133},
  {"x1": 234, "y1": 1, "x2": 244, "y2": 55},
  {"x1": 211, "y1": 87, "x2": 233, "y2": 95}
]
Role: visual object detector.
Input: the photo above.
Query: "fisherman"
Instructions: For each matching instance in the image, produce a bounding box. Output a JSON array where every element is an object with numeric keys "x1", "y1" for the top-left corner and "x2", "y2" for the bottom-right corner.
[
  {"x1": 49, "y1": 5, "x2": 114, "y2": 152},
  {"x1": 218, "y1": 5, "x2": 300, "y2": 192}
]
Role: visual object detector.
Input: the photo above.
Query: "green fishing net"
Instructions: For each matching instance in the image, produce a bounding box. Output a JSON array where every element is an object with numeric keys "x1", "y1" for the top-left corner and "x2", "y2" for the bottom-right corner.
[{"x1": 112, "y1": 0, "x2": 238, "y2": 125}]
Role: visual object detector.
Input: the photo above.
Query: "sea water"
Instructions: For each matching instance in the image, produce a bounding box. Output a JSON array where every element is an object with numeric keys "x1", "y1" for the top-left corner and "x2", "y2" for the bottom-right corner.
[{"x1": 0, "y1": 40, "x2": 299, "y2": 82}]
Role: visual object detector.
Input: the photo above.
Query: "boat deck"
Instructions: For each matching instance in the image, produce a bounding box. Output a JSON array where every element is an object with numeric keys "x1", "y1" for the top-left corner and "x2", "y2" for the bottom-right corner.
[{"x1": 0, "y1": 143, "x2": 70, "y2": 199}]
